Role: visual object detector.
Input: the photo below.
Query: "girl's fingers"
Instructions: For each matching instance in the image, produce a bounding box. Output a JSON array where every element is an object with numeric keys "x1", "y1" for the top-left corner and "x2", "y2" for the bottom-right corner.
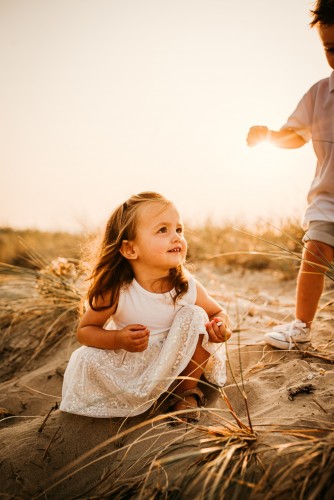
[
  {"x1": 216, "y1": 321, "x2": 225, "y2": 328},
  {"x1": 224, "y1": 328, "x2": 232, "y2": 340},
  {"x1": 129, "y1": 328, "x2": 150, "y2": 339},
  {"x1": 132, "y1": 334, "x2": 150, "y2": 348},
  {"x1": 135, "y1": 336, "x2": 149, "y2": 345},
  {"x1": 136, "y1": 340, "x2": 149, "y2": 351},
  {"x1": 206, "y1": 320, "x2": 231, "y2": 342},
  {"x1": 128, "y1": 324, "x2": 148, "y2": 331},
  {"x1": 127, "y1": 338, "x2": 149, "y2": 351}
]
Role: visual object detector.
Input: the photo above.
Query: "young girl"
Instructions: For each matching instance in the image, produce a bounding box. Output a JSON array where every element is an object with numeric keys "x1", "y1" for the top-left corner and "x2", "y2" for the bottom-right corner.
[{"x1": 60, "y1": 192, "x2": 231, "y2": 422}]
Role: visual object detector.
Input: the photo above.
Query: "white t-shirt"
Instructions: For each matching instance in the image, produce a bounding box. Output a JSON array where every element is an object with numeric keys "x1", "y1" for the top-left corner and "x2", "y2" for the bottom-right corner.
[{"x1": 281, "y1": 71, "x2": 334, "y2": 227}]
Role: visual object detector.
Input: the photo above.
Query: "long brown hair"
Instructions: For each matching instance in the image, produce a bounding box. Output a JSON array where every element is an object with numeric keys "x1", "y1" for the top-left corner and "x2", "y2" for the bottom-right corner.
[{"x1": 87, "y1": 192, "x2": 189, "y2": 310}]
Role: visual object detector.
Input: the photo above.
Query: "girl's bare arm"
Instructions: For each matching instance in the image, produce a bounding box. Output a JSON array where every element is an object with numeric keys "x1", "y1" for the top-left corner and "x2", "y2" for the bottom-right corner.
[
  {"x1": 195, "y1": 280, "x2": 231, "y2": 343},
  {"x1": 76, "y1": 300, "x2": 119, "y2": 349},
  {"x1": 77, "y1": 295, "x2": 150, "y2": 351}
]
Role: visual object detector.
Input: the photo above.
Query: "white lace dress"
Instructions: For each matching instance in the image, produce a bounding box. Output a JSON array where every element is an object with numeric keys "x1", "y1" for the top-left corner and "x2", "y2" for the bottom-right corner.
[{"x1": 60, "y1": 276, "x2": 226, "y2": 418}]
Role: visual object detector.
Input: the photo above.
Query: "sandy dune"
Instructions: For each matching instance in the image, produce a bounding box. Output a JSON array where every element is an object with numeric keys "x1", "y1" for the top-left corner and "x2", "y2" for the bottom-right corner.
[{"x1": 1, "y1": 266, "x2": 333, "y2": 498}]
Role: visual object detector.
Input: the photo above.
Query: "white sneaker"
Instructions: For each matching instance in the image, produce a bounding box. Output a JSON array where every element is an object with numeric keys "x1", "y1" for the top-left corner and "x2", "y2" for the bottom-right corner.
[{"x1": 264, "y1": 319, "x2": 311, "y2": 350}]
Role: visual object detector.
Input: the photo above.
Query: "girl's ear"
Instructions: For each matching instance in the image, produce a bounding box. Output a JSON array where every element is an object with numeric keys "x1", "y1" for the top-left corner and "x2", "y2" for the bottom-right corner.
[{"x1": 120, "y1": 240, "x2": 137, "y2": 260}]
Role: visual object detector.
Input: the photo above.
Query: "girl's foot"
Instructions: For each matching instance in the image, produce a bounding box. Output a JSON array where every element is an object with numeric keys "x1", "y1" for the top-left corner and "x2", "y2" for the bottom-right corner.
[{"x1": 167, "y1": 387, "x2": 206, "y2": 425}]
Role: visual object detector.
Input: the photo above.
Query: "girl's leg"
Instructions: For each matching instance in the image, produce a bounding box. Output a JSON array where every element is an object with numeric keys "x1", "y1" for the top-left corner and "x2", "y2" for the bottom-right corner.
[
  {"x1": 296, "y1": 240, "x2": 334, "y2": 327},
  {"x1": 172, "y1": 335, "x2": 209, "y2": 419},
  {"x1": 176, "y1": 335, "x2": 209, "y2": 392}
]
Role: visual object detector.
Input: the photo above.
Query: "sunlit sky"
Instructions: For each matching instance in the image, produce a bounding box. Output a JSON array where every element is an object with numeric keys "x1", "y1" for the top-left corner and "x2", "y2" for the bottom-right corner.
[{"x1": 0, "y1": 0, "x2": 330, "y2": 233}]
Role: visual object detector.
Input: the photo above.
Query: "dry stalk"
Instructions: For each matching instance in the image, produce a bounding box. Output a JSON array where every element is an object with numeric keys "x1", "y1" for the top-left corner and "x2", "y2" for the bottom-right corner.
[
  {"x1": 0, "y1": 258, "x2": 82, "y2": 379},
  {"x1": 42, "y1": 425, "x2": 61, "y2": 460}
]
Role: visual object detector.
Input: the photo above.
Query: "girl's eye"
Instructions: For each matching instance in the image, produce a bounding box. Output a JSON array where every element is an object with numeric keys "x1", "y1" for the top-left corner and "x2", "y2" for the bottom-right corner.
[
  {"x1": 325, "y1": 47, "x2": 334, "y2": 53},
  {"x1": 176, "y1": 227, "x2": 183, "y2": 234},
  {"x1": 158, "y1": 227, "x2": 167, "y2": 233}
]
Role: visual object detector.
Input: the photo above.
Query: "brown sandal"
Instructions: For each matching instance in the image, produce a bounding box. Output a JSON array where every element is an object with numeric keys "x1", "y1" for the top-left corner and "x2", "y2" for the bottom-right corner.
[{"x1": 166, "y1": 387, "x2": 206, "y2": 425}]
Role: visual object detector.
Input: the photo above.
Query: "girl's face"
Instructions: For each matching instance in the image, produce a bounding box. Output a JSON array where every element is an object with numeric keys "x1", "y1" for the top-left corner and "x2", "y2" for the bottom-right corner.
[{"x1": 130, "y1": 202, "x2": 187, "y2": 273}]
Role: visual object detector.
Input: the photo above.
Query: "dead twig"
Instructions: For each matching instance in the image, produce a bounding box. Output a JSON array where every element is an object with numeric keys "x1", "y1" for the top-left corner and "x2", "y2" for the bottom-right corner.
[
  {"x1": 312, "y1": 398, "x2": 328, "y2": 414},
  {"x1": 37, "y1": 403, "x2": 59, "y2": 433},
  {"x1": 294, "y1": 343, "x2": 334, "y2": 363},
  {"x1": 43, "y1": 425, "x2": 61, "y2": 460}
]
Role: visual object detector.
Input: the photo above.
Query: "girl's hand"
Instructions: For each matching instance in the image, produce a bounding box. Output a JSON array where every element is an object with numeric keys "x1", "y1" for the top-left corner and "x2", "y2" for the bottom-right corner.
[
  {"x1": 205, "y1": 318, "x2": 232, "y2": 343},
  {"x1": 116, "y1": 324, "x2": 150, "y2": 352}
]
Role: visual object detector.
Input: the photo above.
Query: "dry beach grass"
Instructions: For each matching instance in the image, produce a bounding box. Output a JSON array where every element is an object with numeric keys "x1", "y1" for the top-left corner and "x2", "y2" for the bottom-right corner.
[{"x1": 0, "y1": 222, "x2": 333, "y2": 499}]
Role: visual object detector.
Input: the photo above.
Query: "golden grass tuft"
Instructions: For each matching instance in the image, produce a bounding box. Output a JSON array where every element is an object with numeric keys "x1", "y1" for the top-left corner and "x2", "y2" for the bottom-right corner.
[
  {"x1": 0, "y1": 254, "x2": 82, "y2": 380},
  {"x1": 0, "y1": 227, "x2": 82, "y2": 268},
  {"x1": 185, "y1": 218, "x2": 305, "y2": 279}
]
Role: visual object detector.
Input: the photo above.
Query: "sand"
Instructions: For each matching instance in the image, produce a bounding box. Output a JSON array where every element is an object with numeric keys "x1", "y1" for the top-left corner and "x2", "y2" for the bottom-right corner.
[{"x1": 1, "y1": 265, "x2": 333, "y2": 498}]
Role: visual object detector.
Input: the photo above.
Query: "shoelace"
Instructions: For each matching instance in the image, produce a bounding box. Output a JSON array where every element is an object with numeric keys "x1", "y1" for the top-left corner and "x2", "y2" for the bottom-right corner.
[{"x1": 283, "y1": 321, "x2": 307, "y2": 350}]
